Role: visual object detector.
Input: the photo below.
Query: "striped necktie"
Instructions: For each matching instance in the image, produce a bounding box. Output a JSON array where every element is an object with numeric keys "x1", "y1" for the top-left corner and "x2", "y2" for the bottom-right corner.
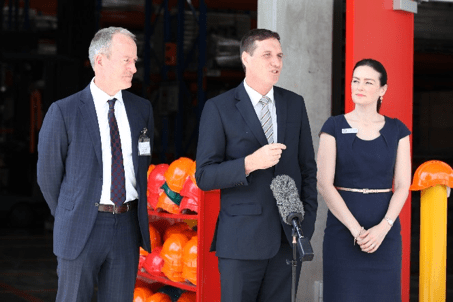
[
  {"x1": 108, "y1": 98, "x2": 126, "y2": 206},
  {"x1": 259, "y1": 96, "x2": 274, "y2": 144}
]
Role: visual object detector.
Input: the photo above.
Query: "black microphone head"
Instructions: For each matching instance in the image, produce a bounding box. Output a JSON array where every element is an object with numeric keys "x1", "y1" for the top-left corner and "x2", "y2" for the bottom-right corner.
[{"x1": 270, "y1": 175, "x2": 305, "y2": 225}]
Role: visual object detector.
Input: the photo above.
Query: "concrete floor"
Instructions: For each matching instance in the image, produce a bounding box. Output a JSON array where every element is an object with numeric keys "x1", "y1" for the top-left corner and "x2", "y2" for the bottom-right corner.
[{"x1": 0, "y1": 223, "x2": 451, "y2": 301}]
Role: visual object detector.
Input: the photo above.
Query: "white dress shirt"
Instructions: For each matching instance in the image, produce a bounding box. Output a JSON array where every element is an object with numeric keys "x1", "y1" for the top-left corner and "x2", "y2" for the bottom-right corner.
[
  {"x1": 243, "y1": 79, "x2": 278, "y2": 143},
  {"x1": 90, "y1": 78, "x2": 138, "y2": 205}
]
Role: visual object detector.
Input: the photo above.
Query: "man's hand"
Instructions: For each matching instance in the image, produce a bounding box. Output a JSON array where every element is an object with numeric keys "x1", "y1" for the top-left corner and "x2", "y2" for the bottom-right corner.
[{"x1": 245, "y1": 143, "x2": 287, "y2": 175}]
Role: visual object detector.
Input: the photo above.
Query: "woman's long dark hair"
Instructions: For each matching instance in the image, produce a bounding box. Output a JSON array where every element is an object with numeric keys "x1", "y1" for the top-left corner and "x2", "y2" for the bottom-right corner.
[{"x1": 353, "y1": 59, "x2": 387, "y2": 113}]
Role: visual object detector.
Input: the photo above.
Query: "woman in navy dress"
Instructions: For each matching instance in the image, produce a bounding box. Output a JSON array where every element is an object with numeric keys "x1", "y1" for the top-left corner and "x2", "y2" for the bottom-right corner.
[{"x1": 317, "y1": 59, "x2": 411, "y2": 301}]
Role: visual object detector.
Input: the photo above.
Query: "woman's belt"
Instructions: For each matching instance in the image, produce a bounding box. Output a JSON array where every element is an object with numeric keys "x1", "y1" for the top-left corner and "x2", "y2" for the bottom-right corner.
[{"x1": 336, "y1": 187, "x2": 392, "y2": 194}]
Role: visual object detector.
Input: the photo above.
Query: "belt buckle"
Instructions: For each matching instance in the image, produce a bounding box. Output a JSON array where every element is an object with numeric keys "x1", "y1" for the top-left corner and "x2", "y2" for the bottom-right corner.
[
  {"x1": 363, "y1": 188, "x2": 370, "y2": 194},
  {"x1": 126, "y1": 203, "x2": 130, "y2": 212},
  {"x1": 112, "y1": 204, "x2": 117, "y2": 214}
]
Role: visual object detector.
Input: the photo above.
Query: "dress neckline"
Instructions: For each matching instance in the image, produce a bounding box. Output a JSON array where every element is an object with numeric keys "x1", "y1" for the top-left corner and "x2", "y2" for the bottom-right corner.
[{"x1": 342, "y1": 114, "x2": 387, "y2": 142}]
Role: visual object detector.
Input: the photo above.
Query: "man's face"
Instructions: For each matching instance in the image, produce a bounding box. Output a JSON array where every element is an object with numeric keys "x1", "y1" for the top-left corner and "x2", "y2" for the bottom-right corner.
[
  {"x1": 242, "y1": 38, "x2": 283, "y2": 95},
  {"x1": 98, "y1": 33, "x2": 137, "y2": 95}
]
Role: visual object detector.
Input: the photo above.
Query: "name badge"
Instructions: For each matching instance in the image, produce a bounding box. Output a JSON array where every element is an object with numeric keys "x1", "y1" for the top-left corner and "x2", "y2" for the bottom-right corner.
[
  {"x1": 342, "y1": 128, "x2": 358, "y2": 134},
  {"x1": 138, "y1": 128, "x2": 151, "y2": 156}
]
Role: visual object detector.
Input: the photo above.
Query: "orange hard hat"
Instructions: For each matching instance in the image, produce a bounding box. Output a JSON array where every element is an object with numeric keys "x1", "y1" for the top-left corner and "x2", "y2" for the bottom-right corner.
[
  {"x1": 179, "y1": 178, "x2": 200, "y2": 214},
  {"x1": 146, "y1": 292, "x2": 172, "y2": 302},
  {"x1": 143, "y1": 246, "x2": 165, "y2": 277},
  {"x1": 161, "y1": 233, "x2": 189, "y2": 282},
  {"x1": 133, "y1": 286, "x2": 154, "y2": 302},
  {"x1": 182, "y1": 236, "x2": 197, "y2": 285},
  {"x1": 147, "y1": 164, "x2": 169, "y2": 210},
  {"x1": 177, "y1": 292, "x2": 196, "y2": 302},
  {"x1": 156, "y1": 193, "x2": 180, "y2": 214},
  {"x1": 410, "y1": 160, "x2": 453, "y2": 191},
  {"x1": 164, "y1": 157, "x2": 194, "y2": 193},
  {"x1": 163, "y1": 222, "x2": 190, "y2": 241}
]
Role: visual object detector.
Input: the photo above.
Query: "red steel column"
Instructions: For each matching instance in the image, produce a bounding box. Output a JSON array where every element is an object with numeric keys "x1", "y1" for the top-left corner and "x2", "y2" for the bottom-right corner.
[{"x1": 345, "y1": 1, "x2": 414, "y2": 301}]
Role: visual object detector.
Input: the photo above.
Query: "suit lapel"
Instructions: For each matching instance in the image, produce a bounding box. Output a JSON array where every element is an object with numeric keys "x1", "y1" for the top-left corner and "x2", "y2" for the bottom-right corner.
[
  {"x1": 274, "y1": 87, "x2": 287, "y2": 144},
  {"x1": 79, "y1": 85, "x2": 102, "y2": 165},
  {"x1": 274, "y1": 88, "x2": 287, "y2": 175},
  {"x1": 123, "y1": 93, "x2": 139, "y2": 177},
  {"x1": 235, "y1": 83, "x2": 268, "y2": 146}
]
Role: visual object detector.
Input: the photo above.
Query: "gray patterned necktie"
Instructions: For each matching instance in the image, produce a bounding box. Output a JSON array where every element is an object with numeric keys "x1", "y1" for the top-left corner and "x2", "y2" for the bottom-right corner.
[{"x1": 259, "y1": 96, "x2": 274, "y2": 144}]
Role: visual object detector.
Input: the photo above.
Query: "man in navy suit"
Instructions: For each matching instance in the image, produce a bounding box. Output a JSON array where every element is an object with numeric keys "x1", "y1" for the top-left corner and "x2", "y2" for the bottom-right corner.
[
  {"x1": 37, "y1": 27, "x2": 153, "y2": 302},
  {"x1": 195, "y1": 29, "x2": 317, "y2": 301}
]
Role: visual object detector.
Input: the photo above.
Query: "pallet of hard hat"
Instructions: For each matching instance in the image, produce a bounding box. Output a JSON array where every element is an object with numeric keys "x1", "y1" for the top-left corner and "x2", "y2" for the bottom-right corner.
[{"x1": 137, "y1": 157, "x2": 221, "y2": 302}]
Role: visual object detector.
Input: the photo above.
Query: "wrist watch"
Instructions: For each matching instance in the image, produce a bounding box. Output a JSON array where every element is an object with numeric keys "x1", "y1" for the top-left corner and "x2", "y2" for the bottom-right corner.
[{"x1": 384, "y1": 217, "x2": 394, "y2": 227}]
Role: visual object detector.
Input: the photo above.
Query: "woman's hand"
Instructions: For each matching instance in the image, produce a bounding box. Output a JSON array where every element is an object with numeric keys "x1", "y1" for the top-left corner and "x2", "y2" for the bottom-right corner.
[{"x1": 356, "y1": 220, "x2": 391, "y2": 253}]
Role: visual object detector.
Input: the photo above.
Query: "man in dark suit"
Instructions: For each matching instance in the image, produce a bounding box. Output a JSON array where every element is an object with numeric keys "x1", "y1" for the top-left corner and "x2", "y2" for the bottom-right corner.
[
  {"x1": 37, "y1": 27, "x2": 153, "y2": 302},
  {"x1": 195, "y1": 29, "x2": 317, "y2": 301}
]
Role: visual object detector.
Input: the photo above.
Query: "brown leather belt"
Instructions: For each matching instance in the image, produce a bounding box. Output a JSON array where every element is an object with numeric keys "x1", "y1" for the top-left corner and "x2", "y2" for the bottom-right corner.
[{"x1": 97, "y1": 199, "x2": 138, "y2": 214}]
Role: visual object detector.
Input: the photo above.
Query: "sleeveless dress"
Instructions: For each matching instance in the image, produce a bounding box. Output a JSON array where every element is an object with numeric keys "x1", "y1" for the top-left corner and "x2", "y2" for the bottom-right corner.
[{"x1": 321, "y1": 115, "x2": 410, "y2": 302}]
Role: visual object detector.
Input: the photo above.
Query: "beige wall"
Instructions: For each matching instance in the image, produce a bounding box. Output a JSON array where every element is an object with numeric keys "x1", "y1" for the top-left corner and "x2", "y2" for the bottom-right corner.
[{"x1": 258, "y1": 1, "x2": 333, "y2": 300}]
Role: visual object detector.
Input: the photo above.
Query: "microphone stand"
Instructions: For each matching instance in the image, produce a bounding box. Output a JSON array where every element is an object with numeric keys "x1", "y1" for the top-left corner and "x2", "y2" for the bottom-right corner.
[
  {"x1": 286, "y1": 216, "x2": 314, "y2": 302},
  {"x1": 289, "y1": 230, "x2": 298, "y2": 302}
]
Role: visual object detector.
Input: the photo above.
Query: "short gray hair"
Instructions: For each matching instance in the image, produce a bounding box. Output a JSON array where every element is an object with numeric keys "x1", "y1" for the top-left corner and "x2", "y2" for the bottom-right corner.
[{"x1": 88, "y1": 27, "x2": 136, "y2": 69}]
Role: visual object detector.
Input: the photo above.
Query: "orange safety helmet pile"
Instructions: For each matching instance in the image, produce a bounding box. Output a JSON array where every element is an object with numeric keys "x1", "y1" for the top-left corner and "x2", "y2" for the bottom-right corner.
[
  {"x1": 182, "y1": 235, "x2": 197, "y2": 285},
  {"x1": 160, "y1": 233, "x2": 190, "y2": 282},
  {"x1": 147, "y1": 164, "x2": 169, "y2": 210},
  {"x1": 133, "y1": 286, "x2": 154, "y2": 302},
  {"x1": 156, "y1": 157, "x2": 194, "y2": 214}
]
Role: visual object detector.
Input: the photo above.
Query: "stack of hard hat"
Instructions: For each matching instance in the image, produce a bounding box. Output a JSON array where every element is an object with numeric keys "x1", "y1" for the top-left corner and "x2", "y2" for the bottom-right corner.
[
  {"x1": 163, "y1": 222, "x2": 196, "y2": 241},
  {"x1": 182, "y1": 236, "x2": 197, "y2": 285},
  {"x1": 177, "y1": 292, "x2": 196, "y2": 302},
  {"x1": 160, "y1": 233, "x2": 189, "y2": 282},
  {"x1": 133, "y1": 286, "x2": 154, "y2": 302},
  {"x1": 156, "y1": 157, "x2": 194, "y2": 214},
  {"x1": 179, "y1": 161, "x2": 200, "y2": 214},
  {"x1": 147, "y1": 164, "x2": 169, "y2": 210}
]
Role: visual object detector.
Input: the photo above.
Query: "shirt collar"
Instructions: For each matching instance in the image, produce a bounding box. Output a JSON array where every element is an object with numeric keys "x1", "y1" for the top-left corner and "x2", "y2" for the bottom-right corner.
[
  {"x1": 243, "y1": 79, "x2": 274, "y2": 107},
  {"x1": 90, "y1": 77, "x2": 123, "y2": 106}
]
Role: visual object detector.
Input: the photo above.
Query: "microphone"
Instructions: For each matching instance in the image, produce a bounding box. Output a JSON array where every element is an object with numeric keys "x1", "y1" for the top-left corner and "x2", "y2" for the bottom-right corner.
[{"x1": 270, "y1": 175, "x2": 314, "y2": 262}]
